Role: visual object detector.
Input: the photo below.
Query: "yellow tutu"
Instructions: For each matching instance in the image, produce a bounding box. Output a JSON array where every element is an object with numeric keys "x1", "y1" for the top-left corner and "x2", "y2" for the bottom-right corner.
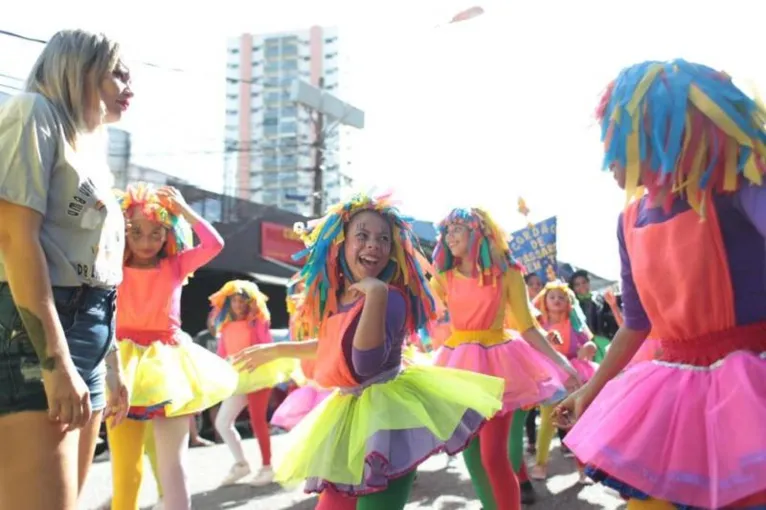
[
  {"x1": 235, "y1": 357, "x2": 303, "y2": 395},
  {"x1": 275, "y1": 364, "x2": 504, "y2": 495},
  {"x1": 119, "y1": 334, "x2": 238, "y2": 419}
]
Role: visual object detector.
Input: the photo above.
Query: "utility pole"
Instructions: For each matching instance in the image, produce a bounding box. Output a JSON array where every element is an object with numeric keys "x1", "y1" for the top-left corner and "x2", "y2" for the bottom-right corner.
[
  {"x1": 312, "y1": 77, "x2": 325, "y2": 217},
  {"x1": 289, "y1": 78, "x2": 365, "y2": 217}
]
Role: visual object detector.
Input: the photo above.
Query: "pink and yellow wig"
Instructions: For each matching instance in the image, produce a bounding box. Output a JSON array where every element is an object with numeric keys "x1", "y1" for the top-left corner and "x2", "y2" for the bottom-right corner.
[
  {"x1": 433, "y1": 207, "x2": 522, "y2": 285},
  {"x1": 115, "y1": 182, "x2": 194, "y2": 259},
  {"x1": 532, "y1": 280, "x2": 589, "y2": 335},
  {"x1": 598, "y1": 59, "x2": 766, "y2": 214},
  {"x1": 208, "y1": 280, "x2": 270, "y2": 334},
  {"x1": 290, "y1": 192, "x2": 436, "y2": 339}
]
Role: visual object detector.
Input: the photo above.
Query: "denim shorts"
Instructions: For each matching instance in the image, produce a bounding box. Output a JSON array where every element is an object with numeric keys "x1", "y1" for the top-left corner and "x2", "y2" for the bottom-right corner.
[{"x1": 0, "y1": 282, "x2": 116, "y2": 416}]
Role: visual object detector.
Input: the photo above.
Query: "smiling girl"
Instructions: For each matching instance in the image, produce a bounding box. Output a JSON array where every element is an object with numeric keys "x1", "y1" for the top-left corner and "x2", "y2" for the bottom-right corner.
[
  {"x1": 233, "y1": 193, "x2": 504, "y2": 510},
  {"x1": 108, "y1": 183, "x2": 238, "y2": 510}
]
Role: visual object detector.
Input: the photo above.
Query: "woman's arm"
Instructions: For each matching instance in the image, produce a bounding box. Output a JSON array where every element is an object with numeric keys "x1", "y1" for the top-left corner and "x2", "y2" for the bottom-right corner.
[
  {"x1": 352, "y1": 289, "x2": 406, "y2": 376},
  {"x1": 0, "y1": 202, "x2": 70, "y2": 369}
]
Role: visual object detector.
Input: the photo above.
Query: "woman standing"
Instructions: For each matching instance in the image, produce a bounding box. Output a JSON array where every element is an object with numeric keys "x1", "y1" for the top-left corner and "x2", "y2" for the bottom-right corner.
[{"x1": 0, "y1": 29, "x2": 132, "y2": 510}]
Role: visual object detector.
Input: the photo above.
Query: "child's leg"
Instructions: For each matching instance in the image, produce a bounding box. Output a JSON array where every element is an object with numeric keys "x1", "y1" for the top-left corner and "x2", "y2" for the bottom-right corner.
[
  {"x1": 479, "y1": 413, "x2": 520, "y2": 510},
  {"x1": 314, "y1": 487, "x2": 357, "y2": 510},
  {"x1": 508, "y1": 409, "x2": 527, "y2": 472},
  {"x1": 215, "y1": 395, "x2": 249, "y2": 465},
  {"x1": 525, "y1": 407, "x2": 538, "y2": 448},
  {"x1": 153, "y1": 416, "x2": 191, "y2": 510},
  {"x1": 143, "y1": 421, "x2": 163, "y2": 498},
  {"x1": 246, "y1": 389, "x2": 272, "y2": 466},
  {"x1": 534, "y1": 405, "x2": 556, "y2": 467},
  {"x1": 356, "y1": 471, "x2": 417, "y2": 510},
  {"x1": 462, "y1": 436, "x2": 497, "y2": 510},
  {"x1": 108, "y1": 418, "x2": 147, "y2": 510}
]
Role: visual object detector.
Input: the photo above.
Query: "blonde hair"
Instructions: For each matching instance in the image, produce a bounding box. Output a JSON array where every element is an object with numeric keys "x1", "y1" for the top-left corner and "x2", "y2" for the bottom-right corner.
[{"x1": 25, "y1": 29, "x2": 121, "y2": 146}]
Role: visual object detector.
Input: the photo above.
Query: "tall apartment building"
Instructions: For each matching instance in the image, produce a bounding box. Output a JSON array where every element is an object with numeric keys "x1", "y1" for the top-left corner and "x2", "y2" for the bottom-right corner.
[{"x1": 224, "y1": 26, "x2": 345, "y2": 216}]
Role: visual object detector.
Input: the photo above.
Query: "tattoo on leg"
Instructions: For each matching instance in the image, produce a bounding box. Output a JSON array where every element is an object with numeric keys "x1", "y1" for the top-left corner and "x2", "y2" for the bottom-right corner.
[{"x1": 16, "y1": 307, "x2": 56, "y2": 371}]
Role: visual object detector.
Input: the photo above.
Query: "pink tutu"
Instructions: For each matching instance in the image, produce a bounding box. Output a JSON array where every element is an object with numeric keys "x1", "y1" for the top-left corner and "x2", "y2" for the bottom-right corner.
[
  {"x1": 564, "y1": 351, "x2": 766, "y2": 509},
  {"x1": 271, "y1": 386, "x2": 332, "y2": 431},
  {"x1": 570, "y1": 358, "x2": 597, "y2": 383},
  {"x1": 433, "y1": 335, "x2": 566, "y2": 412}
]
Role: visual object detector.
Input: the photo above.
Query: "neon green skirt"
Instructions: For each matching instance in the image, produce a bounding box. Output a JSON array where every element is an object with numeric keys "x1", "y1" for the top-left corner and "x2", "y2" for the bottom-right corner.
[{"x1": 274, "y1": 364, "x2": 504, "y2": 495}]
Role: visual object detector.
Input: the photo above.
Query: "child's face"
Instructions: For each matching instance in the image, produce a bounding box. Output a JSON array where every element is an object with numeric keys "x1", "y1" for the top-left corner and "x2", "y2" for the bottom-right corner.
[
  {"x1": 444, "y1": 223, "x2": 470, "y2": 258},
  {"x1": 230, "y1": 294, "x2": 250, "y2": 319},
  {"x1": 125, "y1": 210, "x2": 167, "y2": 263},
  {"x1": 545, "y1": 289, "x2": 569, "y2": 314},
  {"x1": 526, "y1": 275, "x2": 543, "y2": 299},
  {"x1": 344, "y1": 211, "x2": 392, "y2": 281}
]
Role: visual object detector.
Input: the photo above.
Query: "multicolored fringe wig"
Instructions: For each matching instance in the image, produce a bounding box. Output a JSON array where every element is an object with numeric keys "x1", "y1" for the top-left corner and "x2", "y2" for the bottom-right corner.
[
  {"x1": 532, "y1": 281, "x2": 590, "y2": 336},
  {"x1": 209, "y1": 280, "x2": 270, "y2": 334},
  {"x1": 115, "y1": 182, "x2": 194, "y2": 260},
  {"x1": 598, "y1": 59, "x2": 766, "y2": 214},
  {"x1": 290, "y1": 192, "x2": 436, "y2": 339},
  {"x1": 433, "y1": 207, "x2": 522, "y2": 285}
]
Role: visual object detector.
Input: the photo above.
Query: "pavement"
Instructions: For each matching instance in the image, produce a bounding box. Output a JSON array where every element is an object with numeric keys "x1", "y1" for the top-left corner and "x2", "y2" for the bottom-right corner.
[{"x1": 79, "y1": 433, "x2": 628, "y2": 509}]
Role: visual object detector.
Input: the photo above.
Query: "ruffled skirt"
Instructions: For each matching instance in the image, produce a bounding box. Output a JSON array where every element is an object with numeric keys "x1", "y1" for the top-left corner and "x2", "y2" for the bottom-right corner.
[
  {"x1": 274, "y1": 364, "x2": 504, "y2": 496},
  {"x1": 564, "y1": 351, "x2": 766, "y2": 509},
  {"x1": 433, "y1": 333, "x2": 566, "y2": 411},
  {"x1": 118, "y1": 332, "x2": 238, "y2": 419}
]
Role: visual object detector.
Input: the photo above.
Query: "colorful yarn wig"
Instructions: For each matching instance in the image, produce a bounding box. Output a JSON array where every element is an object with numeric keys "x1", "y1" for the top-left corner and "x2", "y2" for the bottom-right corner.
[
  {"x1": 532, "y1": 281, "x2": 590, "y2": 336},
  {"x1": 433, "y1": 207, "x2": 522, "y2": 285},
  {"x1": 290, "y1": 192, "x2": 436, "y2": 339},
  {"x1": 115, "y1": 182, "x2": 194, "y2": 260},
  {"x1": 598, "y1": 59, "x2": 766, "y2": 214},
  {"x1": 209, "y1": 280, "x2": 270, "y2": 334}
]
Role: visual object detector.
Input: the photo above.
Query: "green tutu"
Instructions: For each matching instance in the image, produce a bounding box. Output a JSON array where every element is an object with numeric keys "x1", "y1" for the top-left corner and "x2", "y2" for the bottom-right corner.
[{"x1": 274, "y1": 364, "x2": 504, "y2": 495}]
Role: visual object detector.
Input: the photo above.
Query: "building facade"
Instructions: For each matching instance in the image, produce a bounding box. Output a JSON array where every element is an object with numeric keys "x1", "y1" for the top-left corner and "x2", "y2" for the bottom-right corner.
[{"x1": 224, "y1": 26, "x2": 346, "y2": 215}]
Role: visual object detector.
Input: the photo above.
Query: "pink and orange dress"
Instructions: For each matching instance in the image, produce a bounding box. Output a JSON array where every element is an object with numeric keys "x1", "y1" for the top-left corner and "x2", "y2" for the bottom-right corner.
[
  {"x1": 117, "y1": 220, "x2": 238, "y2": 419},
  {"x1": 565, "y1": 191, "x2": 766, "y2": 508},
  {"x1": 431, "y1": 268, "x2": 566, "y2": 411},
  {"x1": 270, "y1": 359, "x2": 331, "y2": 432}
]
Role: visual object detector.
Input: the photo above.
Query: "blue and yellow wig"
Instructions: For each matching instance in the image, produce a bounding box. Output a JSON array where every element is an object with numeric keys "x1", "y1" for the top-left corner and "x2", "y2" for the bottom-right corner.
[
  {"x1": 209, "y1": 279, "x2": 270, "y2": 334},
  {"x1": 290, "y1": 192, "x2": 436, "y2": 339},
  {"x1": 598, "y1": 59, "x2": 766, "y2": 214}
]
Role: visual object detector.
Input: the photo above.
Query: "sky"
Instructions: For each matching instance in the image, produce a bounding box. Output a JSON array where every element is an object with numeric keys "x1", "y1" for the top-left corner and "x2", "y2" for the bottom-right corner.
[{"x1": 2, "y1": 0, "x2": 765, "y2": 280}]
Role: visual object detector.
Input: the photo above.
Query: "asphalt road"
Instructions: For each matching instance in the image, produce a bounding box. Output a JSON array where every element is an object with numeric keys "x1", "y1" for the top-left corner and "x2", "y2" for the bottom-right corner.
[{"x1": 79, "y1": 432, "x2": 627, "y2": 509}]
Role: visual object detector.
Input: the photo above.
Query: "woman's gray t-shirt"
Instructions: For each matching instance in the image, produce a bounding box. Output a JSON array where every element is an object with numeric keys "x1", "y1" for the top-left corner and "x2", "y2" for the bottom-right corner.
[{"x1": 0, "y1": 93, "x2": 124, "y2": 288}]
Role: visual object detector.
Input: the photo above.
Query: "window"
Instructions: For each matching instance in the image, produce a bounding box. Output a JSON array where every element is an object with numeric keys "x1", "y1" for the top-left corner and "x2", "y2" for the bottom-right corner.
[
  {"x1": 263, "y1": 190, "x2": 278, "y2": 203},
  {"x1": 228, "y1": 47, "x2": 240, "y2": 54},
  {"x1": 280, "y1": 155, "x2": 297, "y2": 167},
  {"x1": 280, "y1": 106, "x2": 297, "y2": 117},
  {"x1": 263, "y1": 117, "x2": 278, "y2": 126},
  {"x1": 264, "y1": 124, "x2": 278, "y2": 136},
  {"x1": 280, "y1": 122, "x2": 297, "y2": 134},
  {"x1": 281, "y1": 171, "x2": 298, "y2": 184},
  {"x1": 263, "y1": 172, "x2": 279, "y2": 184},
  {"x1": 282, "y1": 59, "x2": 298, "y2": 71},
  {"x1": 226, "y1": 63, "x2": 238, "y2": 70}
]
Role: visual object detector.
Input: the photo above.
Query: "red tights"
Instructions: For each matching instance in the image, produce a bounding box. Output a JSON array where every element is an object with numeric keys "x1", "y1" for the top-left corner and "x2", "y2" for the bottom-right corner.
[
  {"x1": 315, "y1": 486, "x2": 357, "y2": 510},
  {"x1": 247, "y1": 390, "x2": 272, "y2": 465}
]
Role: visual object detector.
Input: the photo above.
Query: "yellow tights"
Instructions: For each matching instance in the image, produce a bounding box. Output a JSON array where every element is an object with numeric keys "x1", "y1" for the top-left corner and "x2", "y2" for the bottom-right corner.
[
  {"x1": 626, "y1": 499, "x2": 675, "y2": 509},
  {"x1": 108, "y1": 418, "x2": 163, "y2": 510},
  {"x1": 535, "y1": 405, "x2": 556, "y2": 466}
]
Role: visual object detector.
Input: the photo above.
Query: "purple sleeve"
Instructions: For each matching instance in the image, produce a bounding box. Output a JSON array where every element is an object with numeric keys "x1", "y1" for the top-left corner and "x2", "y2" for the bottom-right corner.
[
  {"x1": 351, "y1": 290, "x2": 407, "y2": 376},
  {"x1": 617, "y1": 213, "x2": 652, "y2": 331},
  {"x1": 737, "y1": 185, "x2": 766, "y2": 238}
]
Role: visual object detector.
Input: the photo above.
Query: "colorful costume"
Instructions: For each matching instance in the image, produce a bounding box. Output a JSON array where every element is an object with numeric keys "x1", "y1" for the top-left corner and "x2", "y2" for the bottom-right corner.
[
  {"x1": 273, "y1": 194, "x2": 504, "y2": 509},
  {"x1": 530, "y1": 281, "x2": 597, "y2": 477},
  {"x1": 210, "y1": 280, "x2": 289, "y2": 485},
  {"x1": 270, "y1": 360, "x2": 332, "y2": 432},
  {"x1": 108, "y1": 184, "x2": 238, "y2": 510},
  {"x1": 430, "y1": 208, "x2": 567, "y2": 510},
  {"x1": 564, "y1": 60, "x2": 766, "y2": 509}
]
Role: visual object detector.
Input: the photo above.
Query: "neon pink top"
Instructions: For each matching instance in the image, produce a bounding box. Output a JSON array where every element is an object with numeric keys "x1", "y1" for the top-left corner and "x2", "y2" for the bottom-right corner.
[
  {"x1": 116, "y1": 220, "x2": 224, "y2": 345},
  {"x1": 217, "y1": 319, "x2": 273, "y2": 358}
]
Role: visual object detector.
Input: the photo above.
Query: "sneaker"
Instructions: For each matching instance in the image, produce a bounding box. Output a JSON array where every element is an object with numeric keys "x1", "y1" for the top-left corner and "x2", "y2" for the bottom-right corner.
[
  {"x1": 249, "y1": 466, "x2": 275, "y2": 486},
  {"x1": 96, "y1": 499, "x2": 111, "y2": 510},
  {"x1": 520, "y1": 481, "x2": 537, "y2": 505},
  {"x1": 220, "y1": 462, "x2": 251, "y2": 486},
  {"x1": 529, "y1": 464, "x2": 547, "y2": 480},
  {"x1": 151, "y1": 500, "x2": 164, "y2": 510}
]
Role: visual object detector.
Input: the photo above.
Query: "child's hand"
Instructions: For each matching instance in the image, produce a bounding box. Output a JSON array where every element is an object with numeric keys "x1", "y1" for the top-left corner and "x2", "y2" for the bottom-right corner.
[
  {"x1": 348, "y1": 278, "x2": 388, "y2": 297},
  {"x1": 156, "y1": 186, "x2": 186, "y2": 214}
]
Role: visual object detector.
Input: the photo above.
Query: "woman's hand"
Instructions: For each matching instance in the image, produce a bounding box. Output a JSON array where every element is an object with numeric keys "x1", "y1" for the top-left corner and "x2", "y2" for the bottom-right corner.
[
  {"x1": 603, "y1": 289, "x2": 618, "y2": 309},
  {"x1": 42, "y1": 355, "x2": 92, "y2": 431},
  {"x1": 104, "y1": 367, "x2": 130, "y2": 427},
  {"x1": 577, "y1": 342, "x2": 597, "y2": 361},
  {"x1": 552, "y1": 383, "x2": 598, "y2": 429},
  {"x1": 232, "y1": 344, "x2": 279, "y2": 372}
]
